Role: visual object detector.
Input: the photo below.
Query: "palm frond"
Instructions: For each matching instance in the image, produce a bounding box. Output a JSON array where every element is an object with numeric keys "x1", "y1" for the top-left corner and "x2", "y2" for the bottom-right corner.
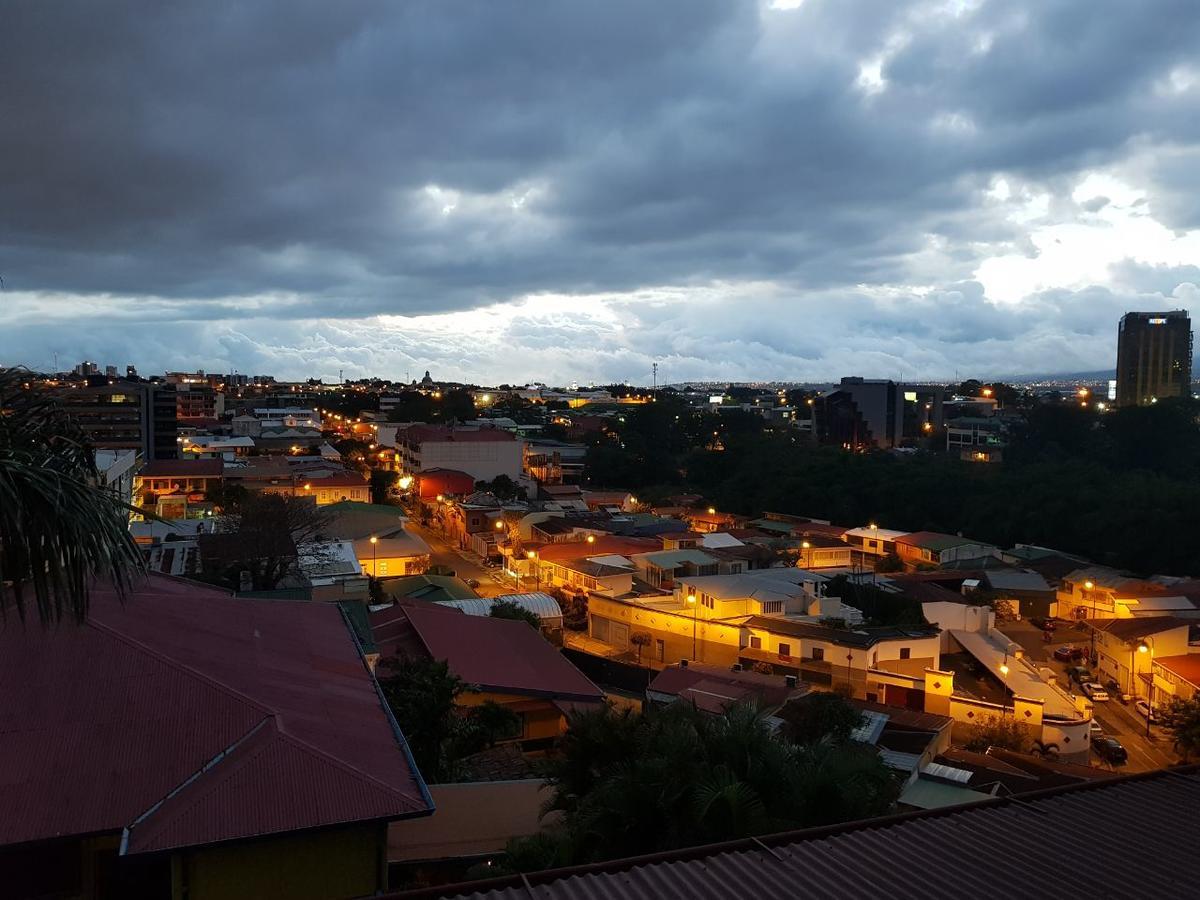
[{"x1": 0, "y1": 367, "x2": 145, "y2": 624}]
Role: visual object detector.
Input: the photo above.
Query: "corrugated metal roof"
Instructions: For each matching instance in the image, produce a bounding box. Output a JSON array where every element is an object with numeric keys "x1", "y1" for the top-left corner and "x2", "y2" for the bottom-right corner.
[
  {"x1": 899, "y1": 778, "x2": 994, "y2": 809},
  {"x1": 379, "y1": 603, "x2": 603, "y2": 703},
  {"x1": 403, "y1": 767, "x2": 1200, "y2": 900},
  {"x1": 0, "y1": 575, "x2": 432, "y2": 854},
  {"x1": 437, "y1": 593, "x2": 564, "y2": 622},
  {"x1": 921, "y1": 762, "x2": 974, "y2": 784}
]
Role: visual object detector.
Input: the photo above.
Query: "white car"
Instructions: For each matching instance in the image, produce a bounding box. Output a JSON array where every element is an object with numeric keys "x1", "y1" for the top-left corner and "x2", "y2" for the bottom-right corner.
[
  {"x1": 1135, "y1": 699, "x2": 1157, "y2": 722},
  {"x1": 1088, "y1": 720, "x2": 1103, "y2": 740},
  {"x1": 1082, "y1": 683, "x2": 1110, "y2": 702}
]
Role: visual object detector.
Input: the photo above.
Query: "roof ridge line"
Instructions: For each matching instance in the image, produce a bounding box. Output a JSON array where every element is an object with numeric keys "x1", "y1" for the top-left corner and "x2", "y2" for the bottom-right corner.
[
  {"x1": 120, "y1": 716, "x2": 274, "y2": 855},
  {"x1": 89, "y1": 618, "x2": 275, "y2": 719},
  {"x1": 271, "y1": 728, "x2": 428, "y2": 808}
]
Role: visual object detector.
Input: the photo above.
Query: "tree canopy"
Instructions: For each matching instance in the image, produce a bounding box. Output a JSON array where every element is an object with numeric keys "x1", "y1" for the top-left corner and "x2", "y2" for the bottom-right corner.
[
  {"x1": 503, "y1": 697, "x2": 898, "y2": 870},
  {"x1": 489, "y1": 599, "x2": 542, "y2": 630},
  {"x1": 1160, "y1": 696, "x2": 1200, "y2": 763},
  {"x1": 377, "y1": 655, "x2": 521, "y2": 782}
]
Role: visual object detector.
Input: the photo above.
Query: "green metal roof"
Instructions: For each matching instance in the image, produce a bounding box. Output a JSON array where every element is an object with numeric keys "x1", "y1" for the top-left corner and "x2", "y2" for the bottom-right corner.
[{"x1": 383, "y1": 574, "x2": 478, "y2": 602}]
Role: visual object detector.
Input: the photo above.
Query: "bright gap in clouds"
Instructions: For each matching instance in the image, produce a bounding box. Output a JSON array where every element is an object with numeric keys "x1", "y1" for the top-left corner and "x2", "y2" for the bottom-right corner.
[{"x1": 975, "y1": 170, "x2": 1200, "y2": 304}]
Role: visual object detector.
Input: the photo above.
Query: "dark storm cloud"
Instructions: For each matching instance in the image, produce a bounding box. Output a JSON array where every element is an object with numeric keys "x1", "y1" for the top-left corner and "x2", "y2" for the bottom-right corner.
[{"x1": 1, "y1": 0, "x2": 1199, "y2": 380}]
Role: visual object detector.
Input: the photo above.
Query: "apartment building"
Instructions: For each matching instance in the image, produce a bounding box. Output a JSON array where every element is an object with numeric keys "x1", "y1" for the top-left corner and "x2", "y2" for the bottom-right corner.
[
  {"x1": 391, "y1": 424, "x2": 524, "y2": 483},
  {"x1": 59, "y1": 382, "x2": 178, "y2": 460}
]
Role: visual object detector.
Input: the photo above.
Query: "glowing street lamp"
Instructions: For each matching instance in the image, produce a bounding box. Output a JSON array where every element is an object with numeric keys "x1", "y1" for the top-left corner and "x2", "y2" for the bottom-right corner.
[
  {"x1": 526, "y1": 550, "x2": 539, "y2": 590},
  {"x1": 369, "y1": 535, "x2": 378, "y2": 576},
  {"x1": 686, "y1": 593, "x2": 698, "y2": 660}
]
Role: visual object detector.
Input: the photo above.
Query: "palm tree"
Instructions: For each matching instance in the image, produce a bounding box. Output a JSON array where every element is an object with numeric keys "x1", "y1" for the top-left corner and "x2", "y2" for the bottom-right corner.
[{"x1": 0, "y1": 368, "x2": 144, "y2": 623}]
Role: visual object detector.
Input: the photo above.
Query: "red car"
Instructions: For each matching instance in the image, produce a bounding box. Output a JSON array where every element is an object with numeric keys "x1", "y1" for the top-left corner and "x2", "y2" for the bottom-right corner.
[{"x1": 1054, "y1": 646, "x2": 1085, "y2": 662}]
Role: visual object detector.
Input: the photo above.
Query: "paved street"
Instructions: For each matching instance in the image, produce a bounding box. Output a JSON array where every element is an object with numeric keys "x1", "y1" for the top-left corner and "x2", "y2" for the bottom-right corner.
[
  {"x1": 406, "y1": 519, "x2": 520, "y2": 597},
  {"x1": 998, "y1": 619, "x2": 1177, "y2": 772}
]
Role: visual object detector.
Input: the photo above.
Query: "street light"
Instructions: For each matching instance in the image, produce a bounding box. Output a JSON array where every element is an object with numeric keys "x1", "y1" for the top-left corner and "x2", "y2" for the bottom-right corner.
[
  {"x1": 369, "y1": 535, "x2": 378, "y2": 576},
  {"x1": 801, "y1": 540, "x2": 811, "y2": 568},
  {"x1": 1000, "y1": 652, "x2": 1009, "y2": 676},
  {"x1": 1084, "y1": 580, "x2": 1096, "y2": 662},
  {"x1": 526, "y1": 550, "x2": 539, "y2": 590},
  {"x1": 686, "y1": 593, "x2": 698, "y2": 661},
  {"x1": 1138, "y1": 638, "x2": 1155, "y2": 738}
]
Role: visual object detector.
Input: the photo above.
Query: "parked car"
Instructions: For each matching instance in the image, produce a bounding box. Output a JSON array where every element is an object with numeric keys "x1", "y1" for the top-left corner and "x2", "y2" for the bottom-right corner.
[
  {"x1": 1135, "y1": 699, "x2": 1157, "y2": 722},
  {"x1": 1082, "y1": 683, "x2": 1110, "y2": 701},
  {"x1": 1030, "y1": 617, "x2": 1056, "y2": 631},
  {"x1": 1092, "y1": 737, "x2": 1128, "y2": 765},
  {"x1": 1105, "y1": 680, "x2": 1132, "y2": 704},
  {"x1": 1068, "y1": 665, "x2": 1091, "y2": 685},
  {"x1": 1053, "y1": 646, "x2": 1075, "y2": 662},
  {"x1": 1088, "y1": 720, "x2": 1103, "y2": 740}
]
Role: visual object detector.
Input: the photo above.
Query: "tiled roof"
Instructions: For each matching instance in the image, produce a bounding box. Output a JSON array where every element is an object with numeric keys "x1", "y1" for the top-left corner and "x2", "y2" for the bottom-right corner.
[
  {"x1": 1092, "y1": 616, "x2": 1193, "y2": 641},
  {"x1": 648, "y1": 663, "x2": 806, "y2": 713},
  {"x1": 408, "y1": 766, "x2": 1200, "y2": 900},
  {"x1": 0, "y1": 576, "x2": 432, "y2": 854}
]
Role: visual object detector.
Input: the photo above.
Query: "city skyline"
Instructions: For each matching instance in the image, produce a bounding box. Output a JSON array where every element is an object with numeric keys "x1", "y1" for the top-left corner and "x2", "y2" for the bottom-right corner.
[{"x1": 3, "y1": 2, "x2": 1200, "y2": 383}]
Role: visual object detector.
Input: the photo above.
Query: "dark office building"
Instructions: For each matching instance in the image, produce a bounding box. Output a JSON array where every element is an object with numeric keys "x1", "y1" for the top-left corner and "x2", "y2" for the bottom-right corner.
[
  {"x1": 59, "y1": 382, "x2": 179, "y2": 460},
  {"x1": 815, "y1": 378, "x2": 944, "y2": 449},
  {"x1": 1115, "y1": 311, "x2": 1193, "y2": 407}
]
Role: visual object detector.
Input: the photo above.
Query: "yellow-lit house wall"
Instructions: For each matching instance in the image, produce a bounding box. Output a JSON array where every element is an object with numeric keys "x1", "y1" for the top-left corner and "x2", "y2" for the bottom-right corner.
[
  {"x1": 587, "y1": 594, "x2": 742, "y2": 667},
  {"x1": 173, "y1": 823, "x2": 386, "y2": 900},
  {"x1": 359, "y1": 553, "x2": 430, "y2": 578},
  {"x1": 456, "y1": 689, "x2": 566, "y2": 741},
  {"x1": 1094, "y1": 624, "x2": 1191, "y2": 698}
]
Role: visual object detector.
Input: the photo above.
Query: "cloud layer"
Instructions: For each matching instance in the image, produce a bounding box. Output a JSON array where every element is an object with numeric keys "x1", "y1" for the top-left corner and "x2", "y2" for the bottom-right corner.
[{"x1": 2, "y1": 0, "x2": 1199, "y2": 382}]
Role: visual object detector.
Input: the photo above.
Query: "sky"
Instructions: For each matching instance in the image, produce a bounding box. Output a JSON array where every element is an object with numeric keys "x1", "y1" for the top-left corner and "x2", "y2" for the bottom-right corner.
[{"x1": 2, "y1": 0, "x2": 1199, "y2": 385}]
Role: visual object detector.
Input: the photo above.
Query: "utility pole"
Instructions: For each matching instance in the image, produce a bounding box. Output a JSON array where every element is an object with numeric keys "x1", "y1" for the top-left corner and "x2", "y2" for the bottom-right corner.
[{"x1": 652, "y1": 362, "x2": 658, "y2": 393}]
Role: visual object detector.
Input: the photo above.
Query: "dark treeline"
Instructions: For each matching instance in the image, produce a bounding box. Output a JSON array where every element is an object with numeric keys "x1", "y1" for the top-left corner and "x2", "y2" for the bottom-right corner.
[{"x1": 585, "y1": 397, "x2": 1200, "y2": 575}]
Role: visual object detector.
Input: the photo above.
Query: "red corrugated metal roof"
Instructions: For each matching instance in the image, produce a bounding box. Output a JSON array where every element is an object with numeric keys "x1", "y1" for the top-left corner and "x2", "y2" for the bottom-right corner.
[
  {"x1": 0, "y1": 575, "x2": 431, "y2": 854},
  {"x1": 371, "y1": 604, "x2": 604, "y2": 703},
  {"x1": 397, "y1": 766, "x2": 1200, "y2": 899}
]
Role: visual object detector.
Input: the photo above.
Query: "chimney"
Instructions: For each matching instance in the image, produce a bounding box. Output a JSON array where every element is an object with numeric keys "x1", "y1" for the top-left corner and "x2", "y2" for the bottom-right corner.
[
  {"x1": 731, "y1": 663, "x2": 743, "y2": 672},
  {"x1": 680, "y1": 658, "x2": 689, "y2": 668},
  {"x1": 785, "y1": 675, "x2": 798, "y2": 689}
]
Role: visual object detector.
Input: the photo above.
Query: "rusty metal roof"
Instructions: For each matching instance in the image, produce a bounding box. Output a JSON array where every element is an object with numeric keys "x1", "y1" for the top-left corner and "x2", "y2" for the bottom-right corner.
[
  {"x1": 0, "y1": 575, "x2": 432, "y2": 854},
  {"x1": 398, "y1": 766, "x2": 1200, "y2": 900},
  {"x1": 372, "y1": 603, "x2": 604, "y2": 703}
]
